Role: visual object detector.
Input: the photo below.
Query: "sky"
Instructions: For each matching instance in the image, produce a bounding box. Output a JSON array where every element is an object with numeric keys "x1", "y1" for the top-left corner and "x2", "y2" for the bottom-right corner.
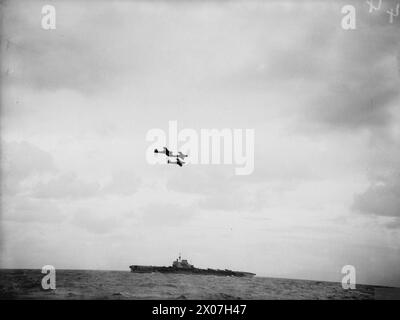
[{"x1": 1, "y1": 0, "x2": 400, "y2": 287}]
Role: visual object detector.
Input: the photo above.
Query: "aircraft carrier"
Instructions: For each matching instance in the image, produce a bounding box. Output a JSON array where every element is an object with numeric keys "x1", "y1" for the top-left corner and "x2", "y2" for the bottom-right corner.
[{"x1": 129, "y1": 255, "x2": 256, "y2": 277}]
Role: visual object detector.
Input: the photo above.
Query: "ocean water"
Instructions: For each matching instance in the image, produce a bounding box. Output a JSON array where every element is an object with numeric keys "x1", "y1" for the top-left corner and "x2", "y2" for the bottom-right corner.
[{"x1": 0, "y1": 269, "x2": 383, "y2": 299}]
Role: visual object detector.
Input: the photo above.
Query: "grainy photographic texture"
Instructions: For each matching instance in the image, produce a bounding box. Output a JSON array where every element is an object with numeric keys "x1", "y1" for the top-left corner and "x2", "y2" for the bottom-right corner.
[{"x1": 0, "y1": 0, "x2": 399, "y2": 300}]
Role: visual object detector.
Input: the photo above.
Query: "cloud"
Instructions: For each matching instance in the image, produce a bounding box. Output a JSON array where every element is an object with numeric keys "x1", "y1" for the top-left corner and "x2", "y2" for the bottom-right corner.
[
  {"x1": 31, "y1": 171, "x2": 142, "y2": 199},
  {"x1": 4, "y1": 0, "x2": 398, "y2": 133},
  {"x1": 353, "y1": 172, "x2": 400, "y2": 218},
  {"x1": 101, "y1": 171, "x2": 141, "y2": 196},
  {"x1": 1, "y1": 1, "x2": 125, "y2": 94},
  {"x1": 31, "y1": 173, "x2": 101, "y2": 199},
  {"x1": 219, "y1": 3, "x2": 400, "y2": 132},
  {"x1": 303, "y1": 25, "x2": 400, "y2": 130},
  {"x1": 166, "y1": 166, "x2": 265, "y2": 212},
  {"x1": 386, "y1": 219, "x2": 400, "y2": 229},
  {"x1": 2, "y1": 142, "x2": 142, "y2": 200},
  {"x1": 2, "y1": 196, "x2": 64, "y2": 223},
  {"x1": 349, "y1": 105, "x2": 400, "y2": 228},
  {"x1": 308, "y1": 61, "x2": 399, "y2": 131},
  {"x1": 72, "y1": 209, "x2": 120, "y2": 234},
  {"x1": 141, "y1": 203, "x2": 196, "y2": 226},
  {"x1": 2, "y1": 141, "x2": 57, "y2": 195},
  {"x1": 198, "y1": 192, "x2": 254, "y2": 212},
  {"x1": 167, "y1": 166, "x2": 236, "y2": 195}
]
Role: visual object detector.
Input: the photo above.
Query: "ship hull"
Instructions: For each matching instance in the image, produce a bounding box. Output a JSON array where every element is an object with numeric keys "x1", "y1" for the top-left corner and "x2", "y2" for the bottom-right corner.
[{"x1": 129, "y1": 265, "x2": 255, "y2": 277}]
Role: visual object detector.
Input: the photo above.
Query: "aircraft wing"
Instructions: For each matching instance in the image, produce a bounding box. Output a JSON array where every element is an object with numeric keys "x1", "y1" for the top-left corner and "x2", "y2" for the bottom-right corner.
[{"x1": 164, "y1": 147, "x2": 171, "y2": 156}]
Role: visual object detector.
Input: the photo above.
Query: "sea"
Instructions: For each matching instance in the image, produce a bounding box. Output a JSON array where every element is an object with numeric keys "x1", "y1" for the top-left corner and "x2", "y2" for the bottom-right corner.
[{"x1": 0, "y1": 269, "x2": 392, "y2": 300}]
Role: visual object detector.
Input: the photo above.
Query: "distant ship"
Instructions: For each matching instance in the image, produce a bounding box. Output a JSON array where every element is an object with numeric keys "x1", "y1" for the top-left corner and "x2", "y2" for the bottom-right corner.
[{"x1": 129, "y1": 255, "x2": 256, "y2": 277}]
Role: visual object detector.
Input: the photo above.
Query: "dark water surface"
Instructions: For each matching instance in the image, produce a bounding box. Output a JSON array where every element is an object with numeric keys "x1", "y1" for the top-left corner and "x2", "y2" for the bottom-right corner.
[{"x1": 0, "y1": 269, "x2": 385, "y2": 299}]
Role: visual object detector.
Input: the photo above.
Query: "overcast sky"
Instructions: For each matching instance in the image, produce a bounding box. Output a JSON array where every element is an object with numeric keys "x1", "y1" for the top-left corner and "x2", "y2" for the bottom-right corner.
[{"x1": 1, "y1": 0, "x2": 400, "y2": 287}]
